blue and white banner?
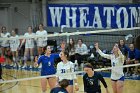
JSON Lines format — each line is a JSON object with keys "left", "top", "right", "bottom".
{"left": 47, "top": 4, "right": 140, "bottom": 28}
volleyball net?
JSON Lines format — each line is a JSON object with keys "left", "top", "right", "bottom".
{"left": 0, "top": 27, "right": 140, "bottom": 92}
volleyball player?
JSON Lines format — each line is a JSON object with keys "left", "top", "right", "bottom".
{"left": 0, "top": 26, "right": 10, "bottom": 66}
{"left": 34, "top": 45, "right": 60, "bottom": 93}
{"left": 95, "top": 43, "right": 124, "bottom": 93}
{"left": 57, "top": 51, "right": 79, "bottom": 93}
{"left": 19, "top": 26, "right": 35, "bottom": 68}
{"left": 83, "top": 63, "right": 109, "bottom": 93}
{"left": 50, "top": 79, "right": 69, "bottom": 93}
{"left": 10, "top": 29, "right": 20, "bottom": 67}
{"left": 36, "top": 23, "right": 47, "bottom": 56}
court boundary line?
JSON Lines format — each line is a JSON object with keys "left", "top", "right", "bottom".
{"left": 0, "top": 73, "right": 18, "bottom": 92}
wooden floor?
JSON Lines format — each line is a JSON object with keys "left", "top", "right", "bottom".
{"left": 0, "top": 69, "right": 140, "bottom": 93}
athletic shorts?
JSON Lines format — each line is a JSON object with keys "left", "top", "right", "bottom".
{"left": 86, "top": 90, "right": 101, "bottom": 93}
{"left": 68, "top": 80, "right": 73, "bottom": 85}
{"left": 111, "top": 76, "right": 125, "bottom": 81}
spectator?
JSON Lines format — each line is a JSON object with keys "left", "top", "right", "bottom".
{"left": 0, "top": 26, "right": 10, "bottom": 66}
{"left": 10, "top": 29, "right": 20, "bottom": 67}
{"left": 126, "top": 43, "right": 140, "bottom": 77}
{"left": 19, "top": 26, "right": 35, "bottom": 68}
{"left": 75, "top": 39, "right": 88, "bottom": 67}
{"left": 66, "top": 38, "right": 76, "bottom": 63}
{"left": 118, "top": 39, "right": 129, "bottom": 58}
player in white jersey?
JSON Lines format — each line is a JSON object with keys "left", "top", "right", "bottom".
{"left": 36, "top": 24, "right": 47, "bottom": 56}
{"left": 19, "top": 26, "right": 35, "bottom": 68}
{"left": 0, "top": 26, "right": 10, "bottom": 66}
{"left": 10, "top": 29, "right": 20, "bottom": 67}
{"left": 95, "top": 43, "right": 124, "bottom": 93}
{"left": 57, "top": 51, "right": 79, "bottom": 93}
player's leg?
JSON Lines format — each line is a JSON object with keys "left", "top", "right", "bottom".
{"left": 29, "top": 48, "right": 34, "bottom": 68}
{"left": 6, "top": 48, "right": 12, "bottom": 66}
{"left": 41, "top": 78, "right": 47, "bottom": 93}
{"left": 37, "top": 47, "right": 43, "bottom": 68}
{"left": 1, "top": 47, "right": 6, "bottom": 66}
{"left": 48, "top": 77, "right": 57, "bottom": 89}
{"left": 0, "top": 63, "right": 2, "bottom": 81}
{"left": 15, "top": 50, "right": 20, "bottom": 67}
{"left": 133, "top": 60, "right": 139, "bottom": 76}
{"left": 116, "top": 80, "right": 124, "bottom": 93}
{"left": 125, "top": 59, "right": 132, "bottom": 76}
{"left": 12, "top": 51, "right": 16, "bottom": 67}
{"left": 37, "top": 47, "right": 42, "bottom": 56}
{"left": 66, "top": 85, "right": 73, "bottom": 93}
{"left": 22, "top": 48, "right": 29, "bottom": 68}
{"left": 111, "top": 80, "right": 117, "bottom": 93}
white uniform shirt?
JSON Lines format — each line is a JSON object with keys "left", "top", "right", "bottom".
{"left": 57, "top": 61, "right": 77, "bottom": 81}
{"left": 1, "top": 32, "right": 10, "bottom": 47}
{"left": 10, "top": 35, "right": 20, "bottom": 51}
{"left": 75, "top": 43, "right": 88, "bottom": 55}
{"left": 24, "top": 33, "right": 35, "bottom": 48}
{"left": 97, "top": 49, "right": 124, "bottom": 80}
{"left": 36, "top": 30, "right": 47, "bottom": 47}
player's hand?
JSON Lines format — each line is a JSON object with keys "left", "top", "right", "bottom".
{"left": 35, "top": 56, "right": 38, "bottom": 62}
{"left": 34, "top": 62, "right": 38, "bottom": 68}
{"left": 34, "top": 56, "right": 38, "bottom": 67}
{"left": 94, "top": 42, "right": 99, "bottom": 50}
{"left": 75, "top": 85, "right": 79, "bottom": 91}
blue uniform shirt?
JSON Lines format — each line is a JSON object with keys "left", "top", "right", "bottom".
{"left": 135, "top": 49, "right": 140, "bottom": 60}
{"left": 119, "top": 45, "right": 129, "bottom": 56}
{"left": 128, "top": 50, "right": 135, "bottom": 59}
{"left": 50, "top": 87, "right": 68, "bottom": 93}
{"left": 128, "top": 48, "right": 140, "bottom": 60}
{"left": 38, "top": 54, "right": 59, "bottom": 76}
{"left": 83, "top": 72, "right": 107, "bottom": 93}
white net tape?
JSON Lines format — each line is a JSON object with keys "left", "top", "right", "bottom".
{"left": 0, "top": 27, "right": 140, "bottom": 40}
{"left": 1, "top": 63, "right": 140, "bottom": 84}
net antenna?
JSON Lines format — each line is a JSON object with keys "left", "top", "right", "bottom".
{"left": 125, "top": 34, "right": 133, "bottom": 40}
{"left": 61, "top": 25, "right": 69, "bottom": 32}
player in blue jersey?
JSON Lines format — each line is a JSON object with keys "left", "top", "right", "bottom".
{"left": 34, "top": 45, "right": 60, "bottom": 93}
{"left": 50, "top": 79, "right": 69, "bottom": 93}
